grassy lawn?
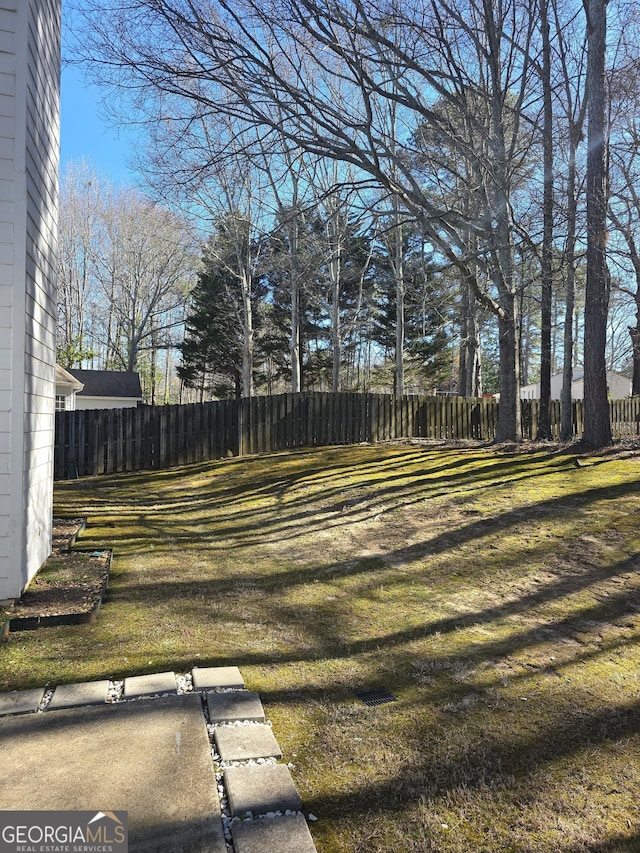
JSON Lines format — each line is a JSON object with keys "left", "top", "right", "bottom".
{"left": 3, "top": 443, "right": 640, "bottom": 852}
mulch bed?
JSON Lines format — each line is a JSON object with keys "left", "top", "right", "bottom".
{"left": 2, "top": 518, "right": 111, "bottom": 632}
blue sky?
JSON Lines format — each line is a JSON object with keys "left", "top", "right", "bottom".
{"left": 60, "top": 62, "right": 138, "bottom": 186}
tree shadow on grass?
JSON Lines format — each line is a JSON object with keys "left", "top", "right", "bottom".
{"left": 295, "top": 691, "right": 640, "bottom": 851}
{"left": 59, "top": 446, "right": 601, "bottom": 555}
{"left": 77, "top": 463, "right": 640, "bottom": 594}
{"left": 95, "top": 547, "right": 640, "bottom": 720}
{"left": 49, "top": 448, "right": 640, "bottom": 852}
{"left": 565, "top": 834, "right": 640, "bottom": 853}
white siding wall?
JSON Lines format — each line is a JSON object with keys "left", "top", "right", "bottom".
{"left": 74, "top": 397, "right": 141, "bottom": 411}
{"left": 0, "top": 0, "right": 59, "bottom": 601}
{"left": 521, "top": 372, "right": 632, "bottom": 401}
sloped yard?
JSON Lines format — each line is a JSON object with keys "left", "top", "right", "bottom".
{"left": 3, "top": 443, "right": 640, "bottom": 852}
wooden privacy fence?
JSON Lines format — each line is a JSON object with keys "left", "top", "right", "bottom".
{"left": 54, "top": 392, "right": 640, "bottom": 479}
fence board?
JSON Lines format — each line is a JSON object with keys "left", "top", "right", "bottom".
{"left": 480, "top": 400, "right": 489, "bottom": 438}
{"left": 53, "top": 393, "right": 640, "bottom": 480}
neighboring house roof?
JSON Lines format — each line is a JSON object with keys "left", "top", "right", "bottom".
{"left": 67, "top": 369, "right": 143, "bottom": 400}
{"left": 55, "top": 364, "right": 84, "bottom": 393}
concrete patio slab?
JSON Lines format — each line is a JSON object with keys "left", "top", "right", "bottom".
{"left": 47, "top": 679, "right": 111, "bottom": 711}
{"left": 0, "top": 693, "right": 226, "bottom": 852}
{"left": 214, "top": 724, "right": 282, "bottom": 761}
{"left": 231, "top": 814, "right": 317, "bottom": 853}
{"left": 192, "top": 665, "right": 244, "bottom": 690}
{"left": 206, "top": 690, "right": 265, "bottom": 723}
{"left": 224, "top": 764, "right": 302, "bottom": 816}
{"left": 124, "top": 671, "right": 177, "bottom": 698}
{"left": 0, "top": 687, "right": 44, "bottom": 716}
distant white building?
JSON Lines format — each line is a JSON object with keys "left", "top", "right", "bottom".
{"left": 521, "top": 370, "right": 631, "bottom": 400}
{"left": 55, "top": 364, "right": 84, "bottom": 411}
{"left": 67, "top": 369, "right": 144, "bottom": 410}
{"left": 0, "top": 0, "right": 60, "bottom": 601}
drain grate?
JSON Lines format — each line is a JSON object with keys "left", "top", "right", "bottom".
{"left": 354, "top": 687, "right": 397, "bottom": 707}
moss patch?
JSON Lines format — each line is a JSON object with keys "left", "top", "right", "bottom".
{"left": 2, "top": 444, "right": 640, "bottom": 851}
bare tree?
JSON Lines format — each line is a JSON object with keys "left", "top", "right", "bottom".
{"left": 255, "top": 135, "right": 315, "bottom": 393}
{"left": 58, "top": 166, "right": 197, "bottom": 399}
{"left": 609, "top": 134, "right": 640, "bottom": 392}
{"left": 582, "top": 0, "right": 612, "bottom": 447}
{"left": 71, "top": 0, "right": 541, "bottom": 441}
{"left": 305, "top": 161, "right": 376, "bottom": 393}
{"left": 607, "top": 24, "right": 640, "bottom": 395}
{"left": 281, "top": 166, "right": 304, "bottom": 393}
{"left": 94, "top": 188, "right": 196, "bottom": 374}
{"left": 57, "top": 161, "right": 104, "bottom": 366}
{"left": 536, "top": 0, "right": 555, "bottom": 440}
{"left": 199, "top": 173, "right": 265, "bottom": 398}
{"left": 551, "top": 0, "right": 588, "bottom": 440}
{"left": 141, "top": 108, "right": 278, "bottom": 397}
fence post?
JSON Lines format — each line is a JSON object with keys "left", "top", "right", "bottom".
{"left": 54, "top": 393, "right": 640, "bottom": 481}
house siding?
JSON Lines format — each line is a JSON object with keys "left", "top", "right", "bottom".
{"left": 74, "top": 397, "right": 142, "bottom": 411}
{"left": 521, "top": 371, "right": 632, "bottom": 401}
{"left": 0, "top": 0, "right": 59, "bottom": 601}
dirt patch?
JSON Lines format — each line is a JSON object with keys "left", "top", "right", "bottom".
{"left": 6, "top": 518, "right": 110, "bottom": 623}
{"left": 51, "top": 516, "right": 86, "bottom": 552}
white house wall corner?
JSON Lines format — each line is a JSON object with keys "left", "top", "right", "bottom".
{"left": 0, "top": 0, "right": 60, "bottom": 601}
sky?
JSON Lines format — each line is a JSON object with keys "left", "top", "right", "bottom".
{"left": 60, "top": 62, "right": 138, "bottom": 186}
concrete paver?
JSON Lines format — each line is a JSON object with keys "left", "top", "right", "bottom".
{"left": 124, "top": 671, "right": 177, "bottom": 698}
{"left": 192, "top": 665, "right": 244, "bottom": 690}
{"left": 214, "top": 724, "right": 282, "bottom": 761}
{"left": 207, "top": 690, "right": 265, "bottom": 723}
{"left": 0, "top": 688, "right": 44, "bottom": 716}
{"left": 0, "top": 693, "right": 226, "bottom": 853}
{"left": 0, "top": 667, "right": 313, "bottom": 851}
{"left": 231, "top": 814, "right": 317, "bottom": 853}
{"left": 47, "top": 679, "right": 111, "bottom": 711}
{"left": 224, "top": 764, "right": 302, "bottom": 816}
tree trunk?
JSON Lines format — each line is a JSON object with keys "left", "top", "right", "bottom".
{"left": 496, "top": 293, "right": 521, "bottom": 442}
{"left": 608, "top": 217, "right": 640, "bottom": 396}
{"left": 630, "top": 326, "right": 640, "bottom": 395}
{"left": 289, "top": 189, "right": 302, "bottom": 393}
{"left": 240, "top": 271, "right": 254, "bottom": 397}
{"left": 394, "top": 211, "right": 404, "bottom": 396}
{"left": 458, "top": 277, "right": 481, "bottom": 397}
{"left": 472, "top": 334, "right": 482, "bottom": 398}
{"left": 582, "top": 0, "right": 611, "bottom": 448}
{"left": 560, "top": 135, "right": 579, "bottom": 440}
{"left": 458, "top": 281, "right": 469, "bottom": 394}
{"left": 537, "top": 0, "right": 554, "bottom": 440}
{"left": 457, "top": 218, "right": 482, "bottom": 397}
{"left": 520, "top": 302, "right": 531, "bottom": 388}
{"left": 150, "top": 328, "right": 157, "bottom": 406}
{"left": 329, "top": 205, "right": 342, "bottom": 393}
{"left": 290, "top": 232, "right": 301, "bottom": 393}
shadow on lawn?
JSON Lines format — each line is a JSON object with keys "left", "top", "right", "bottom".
{"left": 99, "top": 542, "right": 640, "bottom": 703}
{"left": 85, "top": 449, "right": 640, "bottom": 700}
{"left": 58, "top": 446, "right": 592, "bottom": 555}
{"left": 295, "top": 694, "right": 640, "bottom": 850}
{"left": 49, "top": 448, "right": 640, "bottom": 850}
{"left": 69, "top": 467, "right": 640, "bottom": 584}
{"left": 566, "top": 834, "right": 640, "bottom": 853}
{"left": 100, "top": 461, "right": 640, "bottom": 662}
